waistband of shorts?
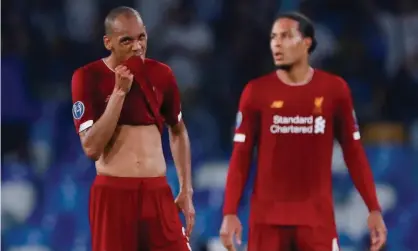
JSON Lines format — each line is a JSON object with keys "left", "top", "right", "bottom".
{"left": 93, "top": 175, "right": 169, "bottom": 189}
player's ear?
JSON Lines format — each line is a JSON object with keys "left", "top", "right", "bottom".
{"left": 143, "top": 26, "right": 148, "bottom": 40}
{"left": 103, "top": 35, "right": 112, "bottom": 51}
{"left": 303, "top": 37, "right": 312, "bottom": 52}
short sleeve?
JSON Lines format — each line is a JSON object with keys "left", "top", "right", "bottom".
{"left": 71, "top": 68, "right": 95, "bottom": 133}
{"left": 161, "top": 68, "right": 182, "bottom": 126}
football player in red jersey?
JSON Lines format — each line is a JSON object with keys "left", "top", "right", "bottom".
{"left": 220, "top": 12, "right": 387, "bottom": 251}
{"left": 71, "top": 6, "right": 194, "bottom": 251}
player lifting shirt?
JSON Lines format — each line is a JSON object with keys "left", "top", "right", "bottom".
{"left": 71, "top": 6, "right": 194, "bottom": 251}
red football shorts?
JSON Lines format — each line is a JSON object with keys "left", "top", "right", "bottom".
{"left": 89, "top": 175, "right": 191, "bottom": 251}
{"left": 248, "top": 223, "right": 339, "bottom": 251}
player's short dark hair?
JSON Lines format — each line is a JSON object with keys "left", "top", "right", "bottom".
{"left": 104, "top": 6, "right": 141, "bottom": 35}
{"left": 275, "top": 12, "right": 317, "bottom": 54}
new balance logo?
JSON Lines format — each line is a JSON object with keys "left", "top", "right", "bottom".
{"left": 271, "top": 100, "right": 284, "bottom": 108}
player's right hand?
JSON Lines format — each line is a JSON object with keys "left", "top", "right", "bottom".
{"left": 219, "top": 214, "right": 242, "bottom": 251}
{"left": 368, "top": 211, "right": 387, "bottom": 251}
{"left": 114, "top": 65, "right": 133, "bottom": 94}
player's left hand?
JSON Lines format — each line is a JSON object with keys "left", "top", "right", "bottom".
{"left": 175, "top": 191, "right": 195, "bottom": 237}
{"left": 368, "top": 211, "right": 387, "bottom": 251}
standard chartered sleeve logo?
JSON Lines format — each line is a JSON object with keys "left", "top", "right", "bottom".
{"left": 270, "top": 115, "right": 326, "bottom": 134}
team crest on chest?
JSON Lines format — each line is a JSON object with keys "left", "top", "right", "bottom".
{"left": 313, "top": 96, "right": 324, "bottom": 114}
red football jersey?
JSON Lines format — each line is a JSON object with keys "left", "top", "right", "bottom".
{"left": 71, "top": 58, "right": 182, "bottom": 134}
{"left": 223, "top": 70, "right": 380, "bottom": 227}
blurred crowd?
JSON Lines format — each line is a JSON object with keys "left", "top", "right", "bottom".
{"left": 2, "top": 0, "right": 418, "bottom": 250}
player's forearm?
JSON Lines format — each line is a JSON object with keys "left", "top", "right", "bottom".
{"left": 81, "top": 91, "right": 126, "bottom": 160}
{"left": 343, "top": 142, "right": 381, "bottom": 212}
{"left": 169, "top": 124, "right": 193, "bottom": 193}
{"left": 223, "top": 148, "right": 252, "bottom": 215}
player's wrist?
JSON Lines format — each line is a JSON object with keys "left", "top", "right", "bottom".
{"left": 370, "top": 210, "right": 382, "bottom": 215}
{"left": 223, "top": 214, "right": 238, "bottom": 219}
{"left": 223, "top": 208, "right": 238, "bottom": 216}
{"left": 112, "top": 88, "right": 128, "bottom": 97}
{"left": 368, "top": 204, "right": 382, "bottom": 213}
{"left": 179, "top": 187, "right": 194, "bottom": 196}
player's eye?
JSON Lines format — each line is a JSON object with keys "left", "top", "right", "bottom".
{"left": 279, "top": 33, "right": 291, "bottom": 40}
{"left": 120, "top": 37, "right": 133, "bottom": 45}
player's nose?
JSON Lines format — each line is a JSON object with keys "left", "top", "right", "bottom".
{"left": 272, "top": 39, "right": 283, "bottom": 47}
{"left": 132, "top": 41, "right": 143, "bottom": 52}
{"left": 272, "top": 35, "right": 284, "bottom": 46}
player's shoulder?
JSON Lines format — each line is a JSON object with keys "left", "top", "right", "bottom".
{"left": 145, "top": 58, "right": 172, "bottom": 73}
{"left": 73, "top": 59, "right": 107, "bottom": 78}
{"left": 144, "top": 58, "right": 176, "bottom": 88}
{"left": 314, "top": 69, "right": 347, "bottom": 87}
{"left": 314, "top": 69, "right": 351, "bottom": 97}
{"left": 245, "top": 72, "right": 276, "bottom": 92}
{"left": 248, "top": 72, "right": 276, "bottom": 85}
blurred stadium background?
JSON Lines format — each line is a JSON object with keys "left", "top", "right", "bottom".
{"left": 2, "top": 0, "right": 418, "bottom": 250}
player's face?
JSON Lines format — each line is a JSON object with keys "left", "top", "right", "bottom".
{"left": 104, "top": 15, "right": 147, "bottom": 61}
{"left": 270, "top": 18, "right": 309, "bottom": 68}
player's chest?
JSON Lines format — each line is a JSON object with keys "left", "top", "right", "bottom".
{"left": 262, "top": 91, "right": 335, "bottom": 117}
{"left": 259, "top": 88, "right": 337, "bottom": 135}
{"left": 95, "top": 74, "right": 165, "bottom": 109}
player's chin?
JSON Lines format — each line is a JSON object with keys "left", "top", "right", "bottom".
{"left": 273, "top": 58, "right": 286, "bottom": 66}
{"left": 275, "top": 62, "right": 292, "bottom": 70}
{"left": 274, "top": 60, "right": 282, "bottom": 66}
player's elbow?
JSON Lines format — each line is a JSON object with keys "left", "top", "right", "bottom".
{"left": 83, "top": 147, "right": 101, "bottom": 160}
{"left": 80, "top": 139, "right": 102, "bottom": 160}
{"left": 79, "top": 129, "right": 102, "bottom": 160}
{"left": 169, "top": 120, "right": 186, "bottom": 136}
{"left": 81, "top": 142, "right": 101, "bottom": 160}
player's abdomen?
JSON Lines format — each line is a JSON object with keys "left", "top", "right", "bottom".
{"left": 251, "top": 145, "right": 335, "bottom": 226}
{"left": 95, "top": 125, "right": 167, "bottom": 177}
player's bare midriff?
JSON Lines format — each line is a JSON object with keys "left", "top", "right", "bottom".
{"left": 95, "top": 124, "right": 166, "bottom": 177}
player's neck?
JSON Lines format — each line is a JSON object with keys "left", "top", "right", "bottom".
{"left": 276, "top": 63, "right": 313, "bottom": 86}
{"left": 103, "top": 55, "right": 124, "bottom": 71}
